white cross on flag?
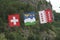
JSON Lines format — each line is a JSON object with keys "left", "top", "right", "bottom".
{"left": 39, "top": 10, "right": 47, "bottom": 24}
{"left": 8, "top": 14, "right": 20, "bottom": 27}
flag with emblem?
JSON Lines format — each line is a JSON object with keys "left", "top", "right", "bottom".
{"left": 8, "top": 14, "right": 20, "bottom": 27}
{"left": 24, "top": 12, "right": 36, "bottom": 26}
{"left": 45, "top": 9, "right": 53, "bottom": 23}
{"left": 39, "top": 10, "right": 47, "bottom": 24}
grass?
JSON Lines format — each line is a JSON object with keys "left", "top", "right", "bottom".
{"left": 25, "top": 21, "right": 36, "bottom": 26}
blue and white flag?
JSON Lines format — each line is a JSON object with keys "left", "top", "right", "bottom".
{"left": 24, "top": 12, "right": 36, "bottom": 25}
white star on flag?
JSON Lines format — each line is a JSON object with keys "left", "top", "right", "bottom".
{"left": 48, "top": 12, "right": 51, "bottom": 20}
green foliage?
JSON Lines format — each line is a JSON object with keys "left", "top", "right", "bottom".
{"left": 0, "top": 33, "right": 7, "bottom": 40}
{"left": 5, "top": 32, "right": 25, "bottom": 40}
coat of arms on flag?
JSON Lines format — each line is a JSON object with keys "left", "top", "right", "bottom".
{"left": 8, "top": 14, "right": 20, "bottom": 27}
{"left": 24, "top": 12, "right": 36, "bottom": 26}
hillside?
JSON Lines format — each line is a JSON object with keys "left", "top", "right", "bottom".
{"left": 0, "top": 0, "right": 60, "bottom": 40}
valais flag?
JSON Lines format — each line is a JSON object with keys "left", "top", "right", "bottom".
{"left": 39, "top": 9, "right": 53, "bottom": 24}
{"left": 8, "top": 14, "right": 20, "bottom": 27}
{"left": 45, "top": 9, "right": 53, "bottom": 23}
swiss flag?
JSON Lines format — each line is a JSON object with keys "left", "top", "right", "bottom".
{"left": 45, "top": 9, "right": 53, "bottom": 23}
{"left": 8, "top": 14, "right": 20, "bottom": 27}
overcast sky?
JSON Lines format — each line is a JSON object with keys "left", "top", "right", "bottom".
{"left": 46, "top": 0, "right": 60, "bottom": 13}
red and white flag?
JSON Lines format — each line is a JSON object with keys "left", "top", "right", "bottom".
{"left": 45, "top": 9, "right": 53, "bottom": 23}
{"left": 39, "top": 9, "right": 53, "bottom": 24}
{"left": 8, "top": 14, "right": 20, "bottom": 27}
{"left": 39, "top": 10, "right": 47, "bottom": 24}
